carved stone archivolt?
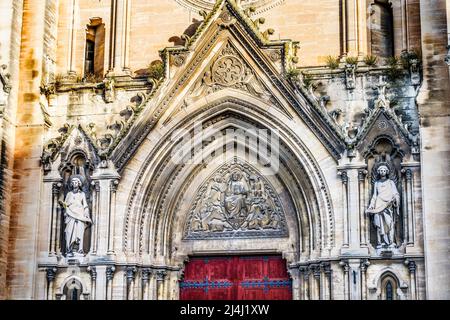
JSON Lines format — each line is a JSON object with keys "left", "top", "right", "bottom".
{"left": 184, "top": 159, "right": 288, "bottom": 239}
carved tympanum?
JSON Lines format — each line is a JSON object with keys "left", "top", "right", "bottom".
{"left": 184, "top": 160, "right": 288, "bottom": 239}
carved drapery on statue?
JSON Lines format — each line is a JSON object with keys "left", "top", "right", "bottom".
{"left": 366, "top": 162, "right": 400, "bottom": 249}
{"left": 364, "top": 136, "right": 404, "bottom": 249}
{"left": 60, "top": 175, "right": 92, "bottom": 255}
{"left": 184, "top": 160, "right": 288, "bottom": 239}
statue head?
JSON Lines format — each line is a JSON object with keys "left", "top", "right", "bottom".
{"left": 69, "top": 175, "right": 85, "bottom": 191}
{"left": 377, "top": 165, "right": 390, "bottom": 178}
{"left": 231, "top": 172, "right": 241, "bottom": 181}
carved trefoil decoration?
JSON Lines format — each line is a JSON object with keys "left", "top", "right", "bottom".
{"left": 184, "top": 160, "right": 288, "bottom": 239}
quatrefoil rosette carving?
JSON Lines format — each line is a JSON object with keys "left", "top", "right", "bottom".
{"left": 212, "top": 55, "right": 245, "bottom": 86}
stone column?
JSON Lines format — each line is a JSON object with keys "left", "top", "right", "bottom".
{"left": 339, "top": 164, "right": 369, "bottom": 255}
{"left": 406, "top": 260, "right": 417, "bottom": 300}
{"left": 400, "top": 0, "right": 409, "bottom": 52}
{"left": 357, "top": 0, "right": 368, "bottom": 57}
{"left": 345, "top": 0, "right": 358, "bottom": 57}
{"left": 321, "top": 262, "right": 332, "bottom": 300}
{"left": 90, "top": 181, "right": 100, "bottom": 255}
{"left": 108, "top": 179, "right": 120, "bottom": 254}
{"left": 126, "top": 266, "right": 137, "bottom": 300}
{"left": 288, "top": 267, "right": 301, "bottom": 300}
{"left": 340, "top": 260, "right": 350, "bottom": 300}
{"left": 360, "top": 259, "right": 370, "bottom": 300}
{"left": 106, "top": 265, "right": 116, "bottom": 300}
{"left": 156, "top": 270, "right": 168, "bottom": 300}
{"left": 91, "top": 162, "right": 120, "bottom": 257}
{"left": 108, "top": 0, "right": 132, "bottom": 76}
{"left": 88, "top": 266, "right": 97, "bottom": 300}
{"left": 46, "top": 267, "right": 57, "bottom": 300}
{"left": 338, "top": 170, "right": 349, "bottom": 247}
{"left": 299, "top": 266, "right": 310, "bottom": 300}
{"left": 358, "top": 170, "right": 368, "bottom": 247}
{"left": 310, "top": 264, "right": 321, "bottom": 300}
{"left": 67, "top": 0, "right": 78, "bottom": 75}
{"left": 401, "top": 165, "right": 418, "bottom": 247}
{"left": 141, "top": 268, "right": 153, "bottom": 300}
{"left": 42, "top": 176, "right": 62, "bottom": 257}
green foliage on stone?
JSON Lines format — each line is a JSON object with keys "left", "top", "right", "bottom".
{"left": 364, "top": 55, "right": 378, "bottom": 66}
{"left": 285, "top": 67, "right": 300, "bottom": 81}
{"left": 325, "top": 55, "right": 340, "bottom": 69}
{"left": 148, "top": 60, "right": 165, "bottom": 80}
{"left": 385, "top": 56, "right": 404, "bottom": 80}
{"left": 345, "top": 56, "right": 358, "bottom": 66}
{"left": 82, "top": 73, "right": 104, "bottom": 83}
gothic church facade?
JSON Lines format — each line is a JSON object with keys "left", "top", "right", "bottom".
{"left": 0, "top": 0, "right": 449, "bottom": 300}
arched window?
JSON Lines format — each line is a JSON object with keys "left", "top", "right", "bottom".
{"left": 370, "top": 1, "right": 394, "bottom": 60}
{"left": 84, "top": 17, "right": 105, "bottom": 80}
{"left": 63, "top": 279, "right": 83, "bottom": 301}
{"left": 380, "top": 273, "right": 398, "bottom": 300}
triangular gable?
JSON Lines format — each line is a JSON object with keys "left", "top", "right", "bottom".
{"left": 354, "top": 105, "right": 414, "bottom": 155}
{"left": 107, "top": 0, "right": 346, "bottom": 171}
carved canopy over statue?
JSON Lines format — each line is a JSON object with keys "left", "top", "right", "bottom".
{"left": 366, "top": 163, "right": 400, "bottom": 249}
{"left": 60, "top": 176, "right": 92, "bottom": 255}
{"left": 184, "top": 160, "right": 287, "bottom": 239}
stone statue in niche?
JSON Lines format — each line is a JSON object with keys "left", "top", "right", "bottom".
{"left": 59, "top": 176, "right": 92, "bottom": 255}
{"left": 366, "top": 164, "right": 400, "bottom": 249}
{"left": 185, "top": 160, "right": 287, "bottom": 239}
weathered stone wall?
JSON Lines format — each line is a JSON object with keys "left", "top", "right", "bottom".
{"left": 0, "top": 0, "right": 24, "bottom": 300}
{"left": 416, "top": 0, "right": 450, "bottom": 300}
{"left": 2, "top": 0, "right": 447, "bottom": 300}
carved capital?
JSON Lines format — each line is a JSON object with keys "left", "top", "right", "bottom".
{"left": 401, "top": 168, "right": 412, "bottom": 181}
{"left": 338, "top": 170, "right": 348, "bottom": 185}
{"left": 309, "top": 264, "right": 321, "bottom": 279}
{"left": 298, "top": 266, "right": 309, "bottom": 280}
{"left": 52, "top": 182, "right": 62, "bottom": 195}
{"left": 126, "top": 266, "right": 137, "bottom": 283}
{"left": 110, "top": 179, "right": 120, "bottom": 193}
{"left": 320, "top": 262, "right": 332, "bottom": 275}
{"left": 360, "top": 259, "right": 370, "bottom": 272}
{"left": 358, "top": 170, "right": 368, "bottom": 182}
{"left": 87, "top": 266, "right": 97, "bottom": 281}
{"left": 339, "top": 260, "right": 349, "bottom": 272}
{"left": 46, "top": 267, "right": 58, "bottom": 283}
{"left": 406, "top": 260, "right": 416, "bottom": 273}
{"left": 106, "top": 266, "right": 116, "bottom": 281}
{"left": 91, "top": 181, "right": 100, "bottom": 193}
{"left": 156, "top": 270, "right": 167, "bottom": 281}
{"left": 142, "top": 268, "right": 153, "bottom": 282}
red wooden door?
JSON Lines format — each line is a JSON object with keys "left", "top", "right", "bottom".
{"left": 180, "top": 256, "right": 292, "bottom": 300}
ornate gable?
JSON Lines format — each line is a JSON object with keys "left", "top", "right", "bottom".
{"left": 108, "top": 0, "right": 346, "bottom": 171}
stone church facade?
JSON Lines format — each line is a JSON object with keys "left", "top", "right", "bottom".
{"left": 0, "top": 0, "right": 449, "bottom": 300}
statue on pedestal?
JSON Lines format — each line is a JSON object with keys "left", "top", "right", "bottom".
{"left": 366, "top": 165, "right": 400, "bottom": 249}
{"left": 60, "top": 176, "right": 91, "bottom": 255}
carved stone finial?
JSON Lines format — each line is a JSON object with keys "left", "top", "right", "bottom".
{"left": 103, "top": 77, "right": 115, "bottom": 103}
{"left": 358, "top": 170, "right": 368, "bottom": 182}
{"left": 345, "top": 64, "right": 356, "bottom": 90}
{"left": 52, "top": 182, "right": 62, "bottom": 195}
{"left": 373, "top": 76, "right": 390, "bottom": 109}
